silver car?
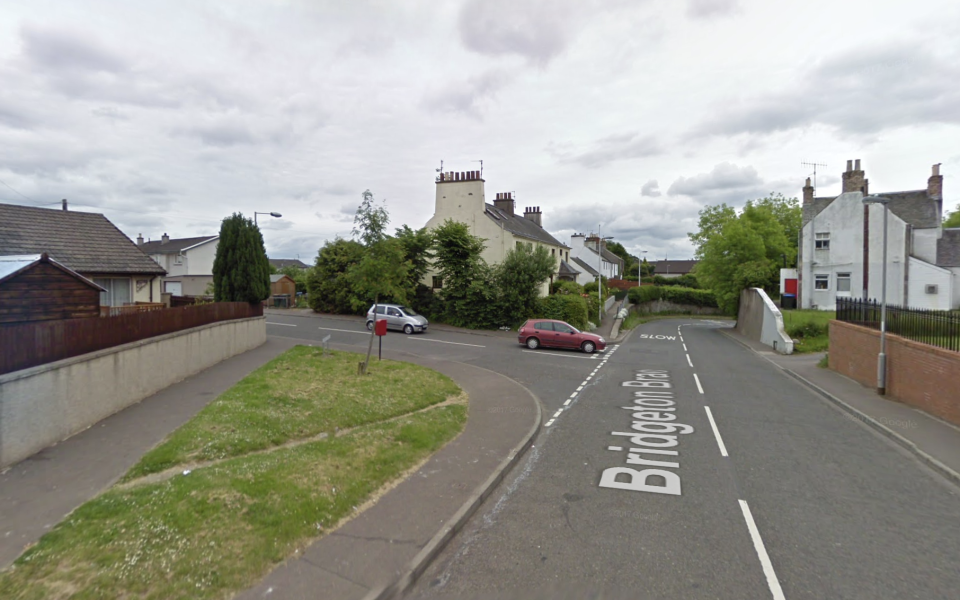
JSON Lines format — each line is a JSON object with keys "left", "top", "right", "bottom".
{"left": 366, "top": 304, "right": 429, "bottom": 335}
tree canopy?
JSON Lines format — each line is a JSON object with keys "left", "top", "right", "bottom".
{"left": 688, "top": 194, "right": 801, "bottom": 314}
{"left": 944, "top": 203, "right": 960, "bottom": 228}
{"left": 212, "top": 213, "right": 271, "bottom": 303}
{"left": 495, "top": 244, "right": 556, "bottom": 324}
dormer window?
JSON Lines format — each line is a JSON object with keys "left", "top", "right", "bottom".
{"left": 815, "top": 233, "right": 830, "bottom": 250}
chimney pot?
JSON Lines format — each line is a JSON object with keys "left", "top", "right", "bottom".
{"left": 928, "top": 162, "right": 944, "bottom": 199}
{"left": 137, "top": 234, "right": 144, "bottom": 247}
{"left": 933, "top": 163, "right": 941, "bottom": 176}
{"left": 846, "top": 160, "right": 852, "bottom": 172}
{"left": 161, "top": 233, "right": 170, "bottom": 244}
{"left": 855, "top": 159, "right": 861, "bottom": 171}
{"left": 61, "top": 198, "right": 68, "bottom": 211}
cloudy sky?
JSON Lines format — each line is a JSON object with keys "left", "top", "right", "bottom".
{"left": 1, "top": 0, "right": 958, "bottom": 263}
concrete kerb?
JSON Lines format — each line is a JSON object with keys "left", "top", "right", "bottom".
{"left": 718, "top": 329, "right": 960, "bottom": 487}
{"left": 363, "top": 361, "right": 544, "bottom": 600}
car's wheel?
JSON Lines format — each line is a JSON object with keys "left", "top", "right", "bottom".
{"left": 403, "top": 324, "right": 414, "bottom": 335}
{"left": 526, "top": 337, "right": 540, "bottom": 350}
{"left": 366, "top": 320, "right": 374, "bottom": 331}
{"left": 581, "top": 341, "right": 596, "bottom": 354}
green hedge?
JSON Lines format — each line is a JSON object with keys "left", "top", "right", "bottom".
{"left": 538, "top": 294, "right": 589, "bottom": 330}
{"left": 628, "top": 285, "right": 717, "bottom": 308}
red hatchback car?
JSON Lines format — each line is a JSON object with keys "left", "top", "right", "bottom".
{"left": 518, "top": 319, "right": 607, "bottom": 354}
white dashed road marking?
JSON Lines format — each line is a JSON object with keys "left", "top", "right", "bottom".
{"left": 409, "top": 338, "right": 485, "bottom": 348}
{"left": 544, "top": 345, "right": 619, "bottom": 427}
{"left": 267, "top": 322, "right": 297, "bottom": 327}
{"left": 693, "top": 373, "right": 704, "bottom": 394}
{"left": 739, "top": 500, "right": 787, "bottom": 600}
{"left": 686, "top": 354, "right": 694, "bottom": 368}
{"left": 704, "top": 406, "right": 729, "bottom": 457}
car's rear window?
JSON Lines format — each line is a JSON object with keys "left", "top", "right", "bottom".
{"left": 534, "top": 322, "right": 554, "bottom": 331}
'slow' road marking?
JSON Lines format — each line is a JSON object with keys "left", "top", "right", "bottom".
{"left": 693, "top": 373, "right": 704, "bottom": 394}
{"left": 704, "top": 406, "right": 728, "bottom": 457}
{"left": 267, "top": 322, "right": 297, "bottom": 327}
{"left": 739, "top": 500, "right": 786, "bottom": 600}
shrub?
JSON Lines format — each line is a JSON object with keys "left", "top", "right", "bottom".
{"left": 629, "top": 285, "right": 662, "bottom": 304}
{"left": 786, "top": 321, "right": 827, "bottom": 339}
{"left": 551, "top": 280, "right": 584, "bottom": 295}
{"left": 628, "top": 285, "right": 717, "bottom": 308}
{"left": 653, "top": 274, "right": 700, "bottom": 289}
{"left": 538, "top": 294, "right": 589, "bottom": 330}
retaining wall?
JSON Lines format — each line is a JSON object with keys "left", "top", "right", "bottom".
{"left": 829, "top": 320, "right": 960, "bottom": 426}
{"left": 0, "top": 317, "right": 266, "bottom": 468}
{"left": 735, "top": 288, "right": 793, "bottom": 354}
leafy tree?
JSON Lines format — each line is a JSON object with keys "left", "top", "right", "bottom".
{"left": 212, "top": 213, "right": 271, "bottom": 303}
{"left": 495, "top": 244, "right": 556, "bottom": 324}
{"left": 944, "top": 203, "right": 960, "bottom": 228}
{"left": 306, "top": 238, "right": 364, "bottom": 313}
{"left": 352, "top": 189, "right": 389, "bottom": 246}
{"left": 432, "top": 220, "right": 497, "bottom": 328}
{"left": 605, "top": 241, "right": 632, "bottom": 266}
{"left": 395, "top": 224, "right": 434, "bottom": 294}
{"left": 744, "top": 193, "right": 802, "bottom": 264}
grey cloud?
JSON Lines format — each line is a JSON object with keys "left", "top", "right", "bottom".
{"left": 692, "top": 43, "right": 960, "bottom": 138}
{"left": 641, "top": 180, "right": 661, "bottom": 197}
{"left": 458, "top": 0, "right": 571, "bottom": 66}
{"left": 422, "top": 69, "right": 512, "bottom": 117}
{"left": 91, "top": 106, "right": 128, "bottom": 121}
{"left": 0, "top": 98, "right": 37, "bottom": 130}
{"left": 550, "top": 132, "right": 662, "bottom": 169}
{"left": 686, "top": 0, "right": 741, "bottom": 20}
{"left": 20, "top": 24, "right": 128, "bottom": 73}
{"left": 176, "top": 119, "right": 258, "bottom": 147}
{"left": 667, "top": 162, "right": 761, "bottom": 196}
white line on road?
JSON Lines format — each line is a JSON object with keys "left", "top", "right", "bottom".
{"left": 553, "top": 410, "right": 563, "bottom": 418}
{"left": 704, "top": 406, "right": 729, "bottom": 457}
{"left": 739, "top": 500, "right": 786, "bottom": 600}
{"left": 682, "top": 343, "right": 687, "bottom": 351}
{"left": 521, "top": 350, "right": 596, "bottom": 360}
{"left": 410, "top": 338, "right": 485, "bottom": 348}
{"left": 267, "top": 322, "right": 297, "bottom": 327}
{"left": 563, "top": 399, "right": 572, "bottom": 406}
{"left": 686, "top": 354, "right": 694, "bottom": 368}
{"left": 318, "top": 327, "right": 367, "bottom": 335}
{"left": 545, "top": 419, "right": 555, "bottom": 427}
{"left": 693, "top": 373, "right": 704, "bottom": 394}
{"left": 576, "top": 386, "right": 584, "bottom": 391}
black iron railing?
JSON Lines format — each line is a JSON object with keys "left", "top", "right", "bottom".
{"left": 836, "top": 297, "right": 960, "bottom": 353}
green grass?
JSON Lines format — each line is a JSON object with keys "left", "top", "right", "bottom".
{"left": 781, "top": 309, "right": 835, "bottom": 354}
{"left": 0, "top": 348, "right": 466, "bottom": 600}
{"left": 125, "top": 346, "right": 460, "bottom": 480}
{"left": 620, "top": 310, "right": 648, "bottom": 331}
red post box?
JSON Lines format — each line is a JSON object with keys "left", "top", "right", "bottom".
{"left": 374, "top": 319, "right": 387, "bottom": 336}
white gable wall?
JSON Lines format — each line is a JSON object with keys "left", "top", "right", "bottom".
{"left": 912, "top": 228, "right": 939, "bottom": 264}
{"left": 184, "top": 239, "right": 217, "bottom": 275}
{"left": 907, "top": 258, "right": 953, "bottom": 310}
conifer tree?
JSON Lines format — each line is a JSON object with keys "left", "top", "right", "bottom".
{"left": 212, "top": 213, "right": 271, "bottom": 303}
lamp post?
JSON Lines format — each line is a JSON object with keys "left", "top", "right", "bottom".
{"left": 254, "top": 211, "right": 282, "bottom": 226}
{"left": 862, "top": 195, "right": 890, "bottom": 395}
{"left": 636, "top": 249, "right": 648, "bottom": 281}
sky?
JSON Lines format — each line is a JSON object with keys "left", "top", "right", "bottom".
{"left": 1, "top": 0, "right": 958, "bottom": 263}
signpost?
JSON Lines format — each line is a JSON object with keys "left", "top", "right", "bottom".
{"left": 375, "top": 318, "right": 387, "bottom": 360}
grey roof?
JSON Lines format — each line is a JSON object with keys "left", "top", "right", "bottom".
{"left": 269, "top": 258, "right": 310, "bottom": 269}
{"left": 571, "top": 256, "right": 600, "bottom": 277}
{"left": 653, "top": 260, "right": 698, "bottom": 274}
{"left": 884, "top": 190, "right": 941, "bottom": 229}
{"left": 270, "top": 274, "right": 296, "bottom": 283}
{"left": 802, "top": 190, "right": 941, "bottom": 229}
{"left": 937, "top": 229, "right": 960, "bottom": 267}
{"left": 483, "top": 204, "right": 569, "bottom": 248}
{"left": 0, "top": 203, "right": 166, "bottom": 275}
{"left": 140, "top": 235, "right": 218, "bottom": 255}
{"left": 558, "top": 259, "right": 580, "bottom": 276}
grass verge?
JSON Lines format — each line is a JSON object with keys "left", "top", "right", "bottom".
{"left": 0, "top": 347, "right": 466, "bottom": 600}
{"left": 782, "top": 309, "right": 834, "bottom": 354}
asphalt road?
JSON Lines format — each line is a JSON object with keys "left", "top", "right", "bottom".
{"left": 263, "top": 312, "right": 960, "bottom": 600}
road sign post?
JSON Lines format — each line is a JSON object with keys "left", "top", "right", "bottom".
{"left": 375, "top": 319, "right": 387, "bottom": 360}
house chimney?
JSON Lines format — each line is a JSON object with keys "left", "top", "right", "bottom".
{"left": 61, "top": 198, "right": 68, "bottom": 211}
{"left": 803, "top": 177, "right": 814, "bottom": 204}
{"left": 928, "top": 163, "right": 943, "bottom": 199}
{"left": 161, "top": 233, "right": 170, "bottom": 244}
{"left": 842, "top": 158, "right": 866, "bottom": 193}
{"left": 137, "top": 234, "right": 144, "bottom": 246}
{"left": 523, "top": 206, "right": 542, "bottom": 227}
{"left": 494, "top": 192, "right": 515, "bottom": 216}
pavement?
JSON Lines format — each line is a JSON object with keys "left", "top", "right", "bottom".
{"left": 2, "top": 304, "right": 959, "bottom": 599}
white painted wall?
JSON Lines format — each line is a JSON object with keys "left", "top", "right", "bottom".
{"left": 736, "top": 288, "right": 793, "bottom": 354}
{"left": 185, "top": 239, "right": 218, "bottom": 275}
{"left": 912, "top": 228, "right": 939, "bottom": 264}
{"left": 908, "top": 258, "right": 954, "bottom": 310}
{"left": 0, "top": 317, "right": 266, "bottom": 468}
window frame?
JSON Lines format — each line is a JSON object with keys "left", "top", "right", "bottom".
{"left": 815, "top": 232, "right": 830, "bottom": 250}
{"left": 836, "top": 272, "right": 851, "bottom": 292}
{"left": 814, "top": 274, "right": 830, "bottom": 290}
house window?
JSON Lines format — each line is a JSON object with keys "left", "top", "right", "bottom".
{"left": 516, "top": 241, "right": 523, "bottom": 250}
{"left": 551, "top": 248, "right": 555, "bottom": 256}
{"left": 94, "top": 278, "right": 132, "bottom": 306}
{"left": 814, "top": 274, "right": 829, "bottom": 290}
{"left": 815, "top": 232, "right": 830, "bottom": 250}
{"left": 432, "top": 276, "right": 443, "bottom": 289}
{"left": 174, "top": 254, "right": 183, "bottom": 265}
{"left": 836, "top": 273, "right": 851, "bottom": 292}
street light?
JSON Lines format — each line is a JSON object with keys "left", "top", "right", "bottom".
{"left": 254, "top": 211, "right": 282, "bottom": 226}
{"left": 636, "top": 248, "right": 648, "bottom": 281}
{"left": 862, "top": 194, "right": 890, "bottom": 395}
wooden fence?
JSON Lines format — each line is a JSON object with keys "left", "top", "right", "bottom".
{"left": 0, "top": 302, "right": 263, "bottom": 376}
